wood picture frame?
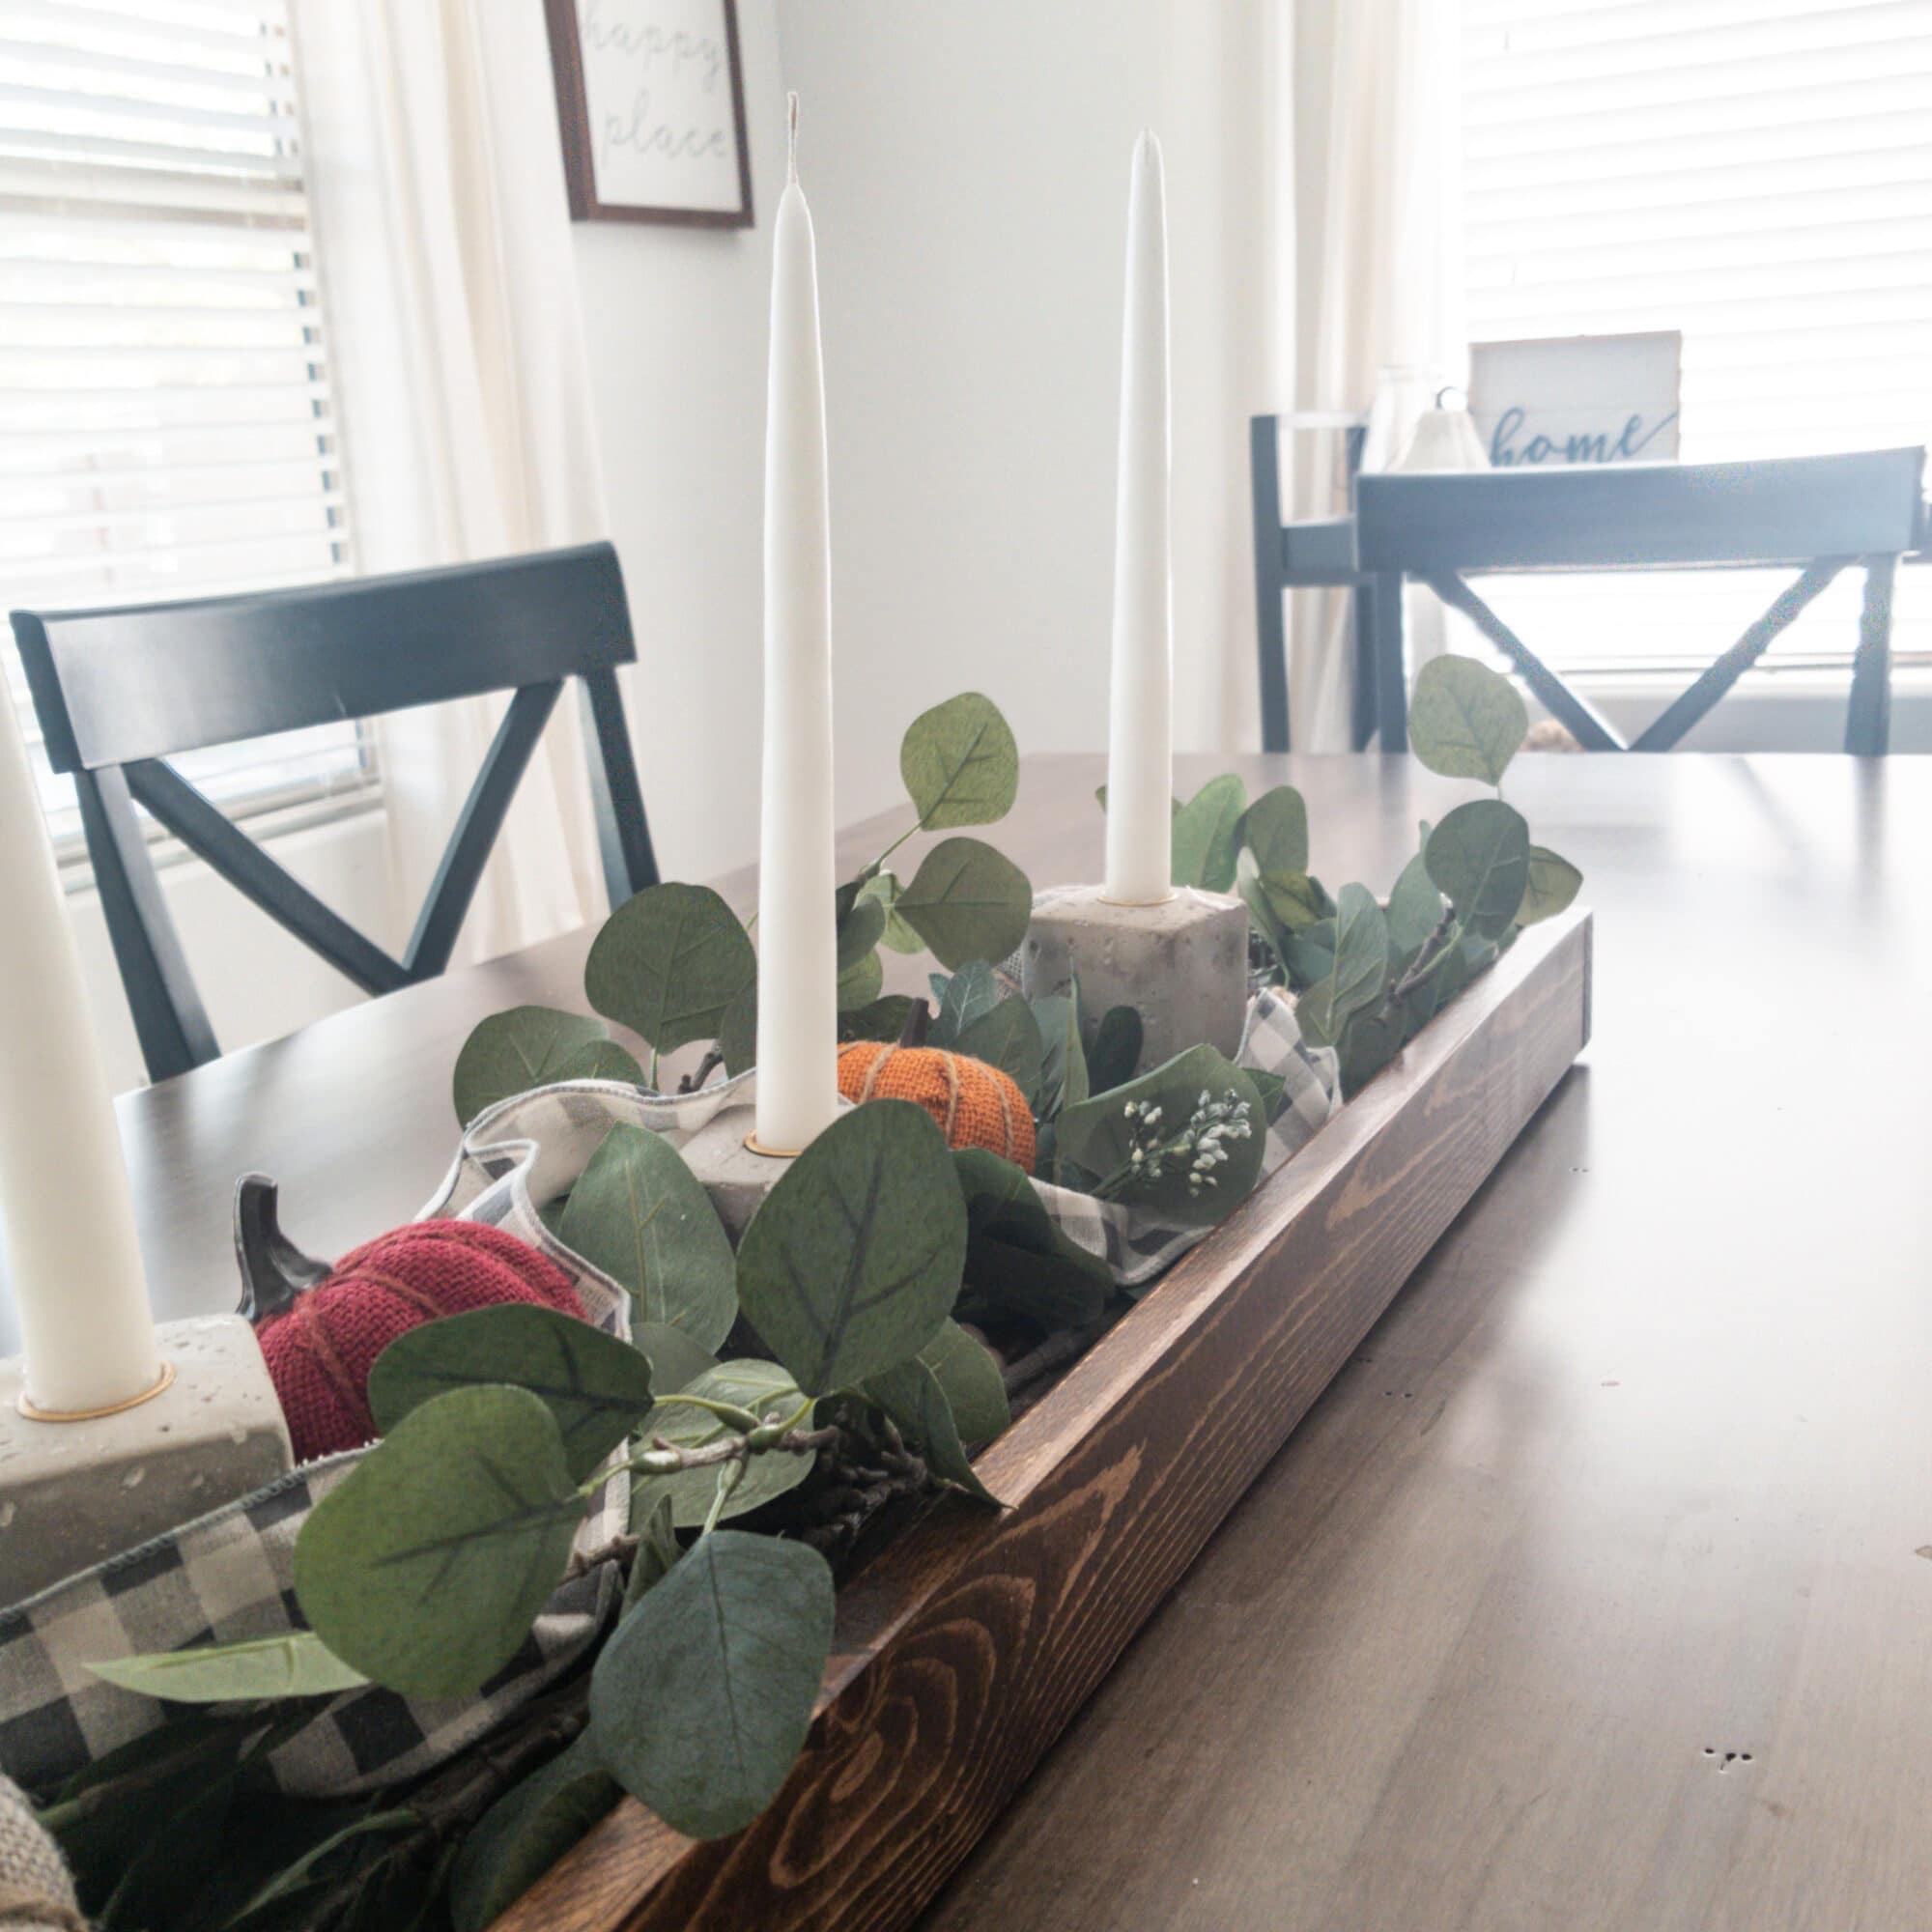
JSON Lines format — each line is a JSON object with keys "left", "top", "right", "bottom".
{"left": 1468, "top": 329, "right": 1682, "bottom": 469}
{"left": 543, "top": 0, "right": 754, "bottom": 228}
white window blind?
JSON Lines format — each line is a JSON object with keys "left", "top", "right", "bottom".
{"left": 1462, "top": 0, "right": 1932, "bottom": 682}
{"left": 0, "top": 0, "right": 370, "bottom": 859}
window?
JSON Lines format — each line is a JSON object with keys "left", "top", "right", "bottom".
{"left": 1461, "top": 0, "right": 1932, "bottom": 683}
{"left": 0, "top": 0, "right": 371, "bottom": 863}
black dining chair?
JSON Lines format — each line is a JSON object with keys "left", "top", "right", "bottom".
{"left": 11, "top": 542, "right": 659, "bottom": 1084}
{"left": 1350, "top": 448, "right": 1928, "bottom": 758}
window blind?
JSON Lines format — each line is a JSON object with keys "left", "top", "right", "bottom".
{"left": 0, "top": 0, "right": 369, "bottom": 857}
{"left": 1461, "top": 0, "right": 1932, "bottom": 682}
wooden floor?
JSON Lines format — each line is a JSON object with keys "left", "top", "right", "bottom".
{"left": 18, "top": 753, "right": 1932, "bottom": 1929}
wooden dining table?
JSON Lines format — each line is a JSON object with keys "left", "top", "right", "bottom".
{"left": 9, "top": 751, "right": 1929, "bottom": 1929}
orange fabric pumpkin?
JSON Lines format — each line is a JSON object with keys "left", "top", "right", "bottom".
{"left": 837, "top": 1041, "right": 1036, "bottom": 1171}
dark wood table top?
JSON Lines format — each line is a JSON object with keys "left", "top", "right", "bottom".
{"left": 12, "top": 753, "right": 1928, "bottom": 1927}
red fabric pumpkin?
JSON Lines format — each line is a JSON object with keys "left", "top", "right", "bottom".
{"left": 255, "top": 1220, "right": 583, "bottom": 1463}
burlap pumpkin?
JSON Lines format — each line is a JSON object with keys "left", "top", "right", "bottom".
{"left": 837, "top": 1041, "right": 1036, "bottom": 1170}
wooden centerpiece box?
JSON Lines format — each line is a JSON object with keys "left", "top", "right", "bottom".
{"left": 505, "top": 907, "right": 1592, "bottom": 1932}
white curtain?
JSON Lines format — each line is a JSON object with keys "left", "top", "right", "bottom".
{"left": 293, "top": 0, "right": 611, "bottom": 964}
{"left": 1283, "top": 0, "right": 1466, "bottom": 750}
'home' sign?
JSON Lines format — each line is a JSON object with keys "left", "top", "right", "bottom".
{"left": 1469, "top": 331, "right": 1681, "bottom": 468}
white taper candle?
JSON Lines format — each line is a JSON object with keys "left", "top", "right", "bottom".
{"left": 754, "top": 96, "right": 839, "bottom": 1154}
{"left": 1103, "top": 129, "right": 1175, "bottom": 906}
{"left": 0, "top": 697, "right": 160, "bottom": 1413}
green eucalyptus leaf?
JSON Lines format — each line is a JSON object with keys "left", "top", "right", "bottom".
{"left": 630, "top": 1321, "right": 719, "bottom": 1396}
{"left": 735, "top": 1102, "right": 966, "bottom": 1391}
{"left": 719, "top": 986, "right": 757, "bottom": 1078}
{"left": 623, "top": 1493, "right": 678, "bottom": 1609}
{"left": 1330, "top": 882, "right": 1392, "bottom": 1018}
{"left": 1386, "top": 849, "right": 1447, "bottom": 957}
{"left": 1402, "top": 931, "right": 1471, "bottom": 1035}
{"left": 865, "top": 1358, "right": 1001, "bottom": 1505}
{"left": 1239, "top": 868, "right": 1293, "bottom": 981}
{"left": 897, "top": 838, "right": 1033, "bottom": 970}
{"left": 1237, "top": 785, "right": 1309, "bottom": 877}
{"left": 1257, "top": 868, "right": 1332, "bottom": 933}
{"left": 556, "top": 1125, "right": 737, "bottom": 1350}
{"left": 1086, "top": 1005, "right": 1144, "bottom": 1092}
{"left": 294, "top": 1388, "right": 584, "bottom": 1700}
{"left": 1425, "top": 799, "right": 1530, "bottom": 938}
{"left": 918, "top": 1318, "right": 1010, "bottom": 1447}
{"left": 589, "top": 1531, "right": 834, "bottom": 1841}
{"left": 839, "top": 995, "right": 916, "bottom": 1044}
{"left": 952, "top": 1147, "right": 1112, "bottom": 1330}
{"left": 452, "top": 1009, "right": 640, "bottom": 1126}
{"left": 1032, "top": 985, "right": 1087, "bottom": 1119}
{"left": 630, "top": 1361, "right": 815, "bottom": 1528}
{"left": 87, "top": 1633, "right": 366, "bottom": 1704}
{"left": 1407, "top": 654, "right": 1528, "bottom": 785}
{"left": 1248, "top": 1067, "right": 1288, "bottom": 1120}
{"left": 837, "top": 947, "right": 884, "bottom": 1011}
{"left": 448, "top": 1732, "right": 618, "bottom": 1932}
{"left": 856, "top": 869, "right": 922, "bottom": 953}
{"left": 953, "top": 996, "right": 1045, "bottom": 1096}
{"left": 367, "top": 1304, "right": 654, "bottom": 1484}
{"left": 836, "top": 894, "right": 886, "bottom": 971}
{"left": 901, "top": 691, "right": 1020, "bottom": 829}
{"left": 1284, "top": 917, "right": 1337, "bottom": 991}
{"left": 584, "top": 883, "right": 756, "bottom": 1056}
{"left": 930, "top": 961, "right": 1001, "bottom": 1047}
{"left": 1057, "top": 1044, "right": 1265, "bottom": 1228}
{"left": 1336, "top": 1007, "right": 1405, "bottom": 1098}
{"left": 1519, "top": 844, "right": 1583, "bottom": 925}
{"left": 1171, "top": 774, "right": 1247, "bottom": 891}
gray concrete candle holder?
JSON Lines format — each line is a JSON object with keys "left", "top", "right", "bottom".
{"left": 0, "top": 1314, "right": 292, "bottom": 1605}
{"left": 1020, "top": 884, "right": 1250, "bottom": 1074}
{"left": 676, "top": 1103, "right": 799, "bottom": 1243}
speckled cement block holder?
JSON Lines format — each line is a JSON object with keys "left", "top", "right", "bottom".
{"left": 0, "top": 1314, "right": 293, "bottom": 1605}
{"left": 1020, "top": 885, "right": 1250, "bottom": 1074}
{"left": 677, "top": 1103, "right": 799, "bottom": 1243}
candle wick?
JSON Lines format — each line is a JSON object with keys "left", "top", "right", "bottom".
{"left": 786, "top": 92, "right": 799, "bottom": 185}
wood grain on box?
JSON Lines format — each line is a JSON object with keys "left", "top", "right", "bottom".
{"left": 501, "top": 909, "right": 1591, "bottom": 1932}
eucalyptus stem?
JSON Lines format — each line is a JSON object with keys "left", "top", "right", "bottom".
{"left": 601, "top": 1420, "right": 840, "bottom": 1492}
{"left": 1380, "top": 908, "right": 1463, "bottom": 1017}
{"left": 699, "top": 1460, "right": 745, "bottom": 1536}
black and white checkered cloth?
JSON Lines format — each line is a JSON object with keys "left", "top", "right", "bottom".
{"left": 0, "top": 988, "right": 1334, "bottom": 1801}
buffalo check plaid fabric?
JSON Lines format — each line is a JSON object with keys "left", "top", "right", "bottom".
{"left": 0, "top": 991, "right": 1334, "bottom": 1802}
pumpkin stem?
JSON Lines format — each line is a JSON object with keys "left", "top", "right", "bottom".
{"left": 898, "top": 999, "right": 932, "bottom": 1049}
{"left": 233, "top": 1173, "right": 331, "bottom": 1322}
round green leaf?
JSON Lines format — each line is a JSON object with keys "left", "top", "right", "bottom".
{"left": 450, "top": 1731, "right": 617, "bottom": 1932}
{"left": 367, "top": 1304, "right": 655, "bottom": 1484}
{"left": 918, "top": 1317, "right": 1010, "bottom": 1448}
{"left": 452, "top": 1008, "right": 641, "bottom": 1126}
{"left": 630, "top": 1360, "right": 816, "bottom": 1529}
{"left": 1520, "top": 844, "right": 1583, "bottom": 925}
{"left": 856, "top": 868, "right": 923, "bottom": 952}
{"left": 900, "top": 692, "right": 1019, "bottom": 829}
{"left": 1171, "top": 775, "right": 1248, "bottom": 892}
{"left": 719, "top": 985, "right": 757, "bottom": 1077}
{"left": 1256, "top": 868, "right": 1332, "bottom": 933}
{"left": 1407, "top": 655, "right": 1528, "bottom": 785}
{"left": 1385, "top": 849, "right": 1447, "bottom": 958}
{"left": 865, "top": 1357, "right": 1000, "bottom": 1506}
{"left": 87, "top": 1632, "right": 366, "bottom": 1704}
{"left": 1085, "top": 1005, "right": 1144, "bottom": 1093}
{"left": 1237, "top": 785, "right": 1309, "bottom": 878}
{"left": 589, "top": 1530, "right": 835, "bottom": 1841}
{"left": 631, "top": 1321, "right": 719, "bottom": 1396}
{"left": 1425, "top": 799, "right": 1530, "bottom": 938}
{"left": 555, "top": 1124, "right": 737, "bottom": 1350}
{"left": 952, "top": 996, "right": 1045, "bottom": 1098}
{"left": 838, "top": 994, "right": 916, "bottom": 1044}
{"left": 930, "top": 961, "right": 1001, "bottom": 1047}
{"left": 1298, "top": 886, "right": 1389, "bottom": 1046}
{"left": 736, "top": 1100, "right": 966, "bottom": 1392}
{"left": 836, "top": 894, "right": 886, "bottom": 971}
{"left": 1057, "top": 1043, "right": 1266, "bottom": 1228}
{"left": 837, "top": 946, "right": 884, "bottom": 1011}
{"left": 294, "top": 1386, "right": 584, "bottom": 1700}
{"left": 897, "top": 838, "right": 1033, "bottom": 971}
{"left": 584, "top": 884, "right": 756, "bottom": 1056}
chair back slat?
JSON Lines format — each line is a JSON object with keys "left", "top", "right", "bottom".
{"left": 10, "top": 543, "right": 657, "bottom": 1083}
{"left": 1356, "top": 448, "right": 1926, "bottom": 574}
{"left": 15, "top": 545, "right": 634, "bottom": 772}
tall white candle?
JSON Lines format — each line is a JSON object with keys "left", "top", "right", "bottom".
{"left": 0, "top": 700, "right": 159, "bottom": 1414}
{"left": 754, "top": 96, "right": 838, "bottom": 1155}
{"left": 1103, "top": 129, "right": 1175, "bottom": 906}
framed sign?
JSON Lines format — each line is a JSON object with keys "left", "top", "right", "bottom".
{"left": 1469, "top": 331, "right": 1681, "bottom": 468}
{"left": 544, "top": 0, "right": 753, "bottom": 228}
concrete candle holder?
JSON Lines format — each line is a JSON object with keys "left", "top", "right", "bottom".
{"left": 0, "top": 1314, "right": 292, "bottom": 1605}
{"left": 1020, "top": 885, "right": 1250, "bottom": 1074}
{"left": 677, "top": 1103, "right": 800, "bottom": 1242}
